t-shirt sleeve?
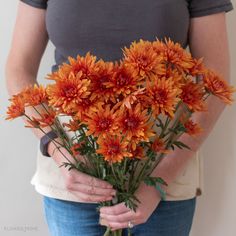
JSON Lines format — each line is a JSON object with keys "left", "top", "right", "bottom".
{"left": 188, "top": 0, "right": 233, "bottom": 18}
{"left": 20, "top": 0, "right": 47, "bottom": 9}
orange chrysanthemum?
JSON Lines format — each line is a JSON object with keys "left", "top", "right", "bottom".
{"left": 90, "top": 59, "right": 115, "bottom": 102}
{"left": 161, "top": 67, "right": 184, "bottom": 89}
{"left": 23, "top": 84, "right": 48, "bottom": 106}
{"left": 75, "top": 97, "right": 104, "bottom": 122}
{"left": 6, "top": 94, "right": 25, "bottom": 120}
{"left": 71, "top": 143, "right": 83, "bottom": 157}
{"left": 83, "top": 104, "right": 118, "bottom": 138}
{"left": 117, "top": 104, "right": 155, "bottom": 143}
{"left": 47, "top": 71, "right": 91, "bottom": 114}
{"left": 180, "top": 79, "right": 206, "bottom": 112}
{"left": 97, "top": 135, "right": 132, "bottom": 163}
{"left": 25, "top": 110, "right": 56, "bottom": 128}
{"left": 105, "top": 62, "right": 138, "bottom": 96}
{"left": 151, "top": 39, "right": 166, "bottom": 58}
{"left": 203, "top": 70, "right": 235, "bottom": 104}
{"left": 188, "top": 58, "right": 205, "bottom": 76}
{"left": 48, "top": 52, "right": 99, "bottom": 81}
{"left": 119, "top": 88, "right": 146, "bottom": 109}
{"left": 122, "top": 39, "right": 165, "bottom": 80}
{"left": 147, "top": 77, "right": 181, "bottom": 118}
{"left": 184, "top": 119, "right": 203, "bottom": 136}
{"left": 37, "top": 110, "right": 56, "bottom": 127}
{"left": 153, "top": 38, "right": 194, "bottom": 73}
{"left": 63, "top": 119, "right": 81, "bottom": 132}
{"left": 130, "top": 145, "right": 145, "bottom": 159}
{"left": 68, "top": 52, "right": 99, "bottom": 78}
{"left": 25, "top": 117, "right": 41, "bottom": 128}
{"left": 151, "top": 137, "right": 169, "bottom": 154}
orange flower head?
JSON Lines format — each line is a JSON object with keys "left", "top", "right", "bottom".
{"left": 105, "top": 62, "right": 138, "bottom": 96}
{"left": 48, "top": 52, "right": 99, "bottom": 81}
{"left": 97, "top": 135, "right": 132, "bottom": 163}
{"left": 71, "top": 143, "right": 83, "bottom": 157}
{"left": 23, "top": 84, "right": 48, "bottom": 106}
{"left": 188, "top": 58, "right": 205, "bottom": 76}
{"left": 147, "top": 77, "right": 181, "bottom": 118}
{"left": 127, "top": 116, "right": 156, "bottom": 150}
{"left": 90, "top": 59, "right": 115, "bottom": 102}
{"left": 151, "top": 39, "right": 166, "bottom": 58}
{"left": 151, "top": 137, "right": 170, "bottom": 154}
{"left": 119, "top": 88, "right": 146, "bottom": 109}
{"left": 83, "top": 104, "right": 118, "bottom": 138}
{"left": 203, "top": 69, "right": 235, "bottom": 104}
{"left": 117, "top": 104, "right": 155, "bottom": 142}
{"left": 6, "top": 94, "right": 26, "bottom": 120}
{"left": 24, "top": 110, "right": 56, "bottom": 128}
{"left": 47, "top": 71, "right": 91, "bottom": 114}
{"left": 75, "top": 97, "right": 104, "bottom": 122}
{"left": 180, "top": 79, "right": 206, "bottom": 112}
{"left": 184, "top": 119, "right": 203, "bottom": 137}
{"left": 122, "top": 39, "right": 165, "bottom": 79}
{"left": 153, "top": 38, "right": 194, "bottom": 73}
{"left": 68, "top": 52, "right": 99, "bottom": 78}
{"left": 63, "top": 119, "right": 81, "bottom": 132}
{"left": 25, "top": 117, "right": 41, "bottom": 128}
{"left": 130, "top": 145, "right": 145, "bottom": 159}
{"left": 162, "top": 67, "right": 184, "bottom": 89}
{"left": 37, "top": 110, "right": 56, "bottom": 128}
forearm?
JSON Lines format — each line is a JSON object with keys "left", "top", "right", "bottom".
{"left": 150, "top": 13, "right": 231, "bottom": 189}
{"left": 6, "top": 67, "right": 64, "bottom": 157}
{"left": 151, "top": 93, "right": 226, "bottom": 187}
{"left": 6, "top": 66, "right": 51, "bottom": 132}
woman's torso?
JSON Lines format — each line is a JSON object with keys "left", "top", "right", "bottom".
{"left": 45, "top": 0, "right": 190, "bottom": 70}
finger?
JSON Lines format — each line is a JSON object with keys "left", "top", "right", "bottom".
{"left": 100, "top": 202, "right": 130, "bottom": 215}
{"left": 71, "top": 190, "right": 113, "bottom": 203}
{"left": 103, "top": 221, "right": 136, "bottom": 231}
{"left": 68, "top": 182, "right": 116, "bottom": 197}
{"left": 72, "top": 171, "right": 113, "bottom": 189}
{"left": 100, "top": 210, "right": 135, "bottom": 223}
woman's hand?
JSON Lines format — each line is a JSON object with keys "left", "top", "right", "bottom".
{"left": 50, "top": 143, "right": 116, "bottom": 203}
{"left": 99, "top": 182, "right": 161, "bottom": 231}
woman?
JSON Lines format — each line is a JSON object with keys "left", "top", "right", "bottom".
{"left": 5, "top": 0, "right": 233, "bottom": 235}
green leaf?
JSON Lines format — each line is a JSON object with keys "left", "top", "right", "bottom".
{"left": 168, "top": 128, "right": 178, "bottom": 134}
{"left": 144, "top": 177, "right": 168, "bottom": 200}
{"left": 156, "top": 184, "right": 167, "bottom": 201}
{"left": 155, "top": 177, "right": 168, "bottom": 186}
{"left": 177, "top": 123, "right": 187, "bottom": 132}
{"left": 124, "top": 199, "right": 138, "bottom": 212}
{"left": 156, "top": 118, "right": 164, "bottom": 129}
{"left": 144, "top": 176, "right": 168, "bottom": 187}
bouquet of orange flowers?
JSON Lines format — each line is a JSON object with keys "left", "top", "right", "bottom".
{"left": 6, "top": 38, "right": 235, "bottom": 236}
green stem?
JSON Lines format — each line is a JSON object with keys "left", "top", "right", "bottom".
{"left": 128, "top": 160, "right": 137, "bottom": 192}
{"left": 74, "top": 131, "right": 89, "bottom": 167}
{"left": 111, "top": 163, "right": 119, "bottom": 184}
{"left": 80, "top": 127, "right": 94, "bottom": 149}
{"left": 159, "top": 116, "right": 171, "bottom": 138}
{"left": 41, "top": 102, "right": 51, "bottom": 114}
{"left": 128, "top": 228, "right": 132, "bottom": 236}
{"left": 114, "top": 229, "right": 122, "bottom": 236}
{"left": 103, "top": 228, "right": 122, "bottom": 236}
{"left": 103, "top": 227, "right": 111, "bottom": 236}
{"left": 132, "top": 160, "right": 149, "bottom": 192}
{"left": 24, "top": 114, "right": 75, "bottom": 165}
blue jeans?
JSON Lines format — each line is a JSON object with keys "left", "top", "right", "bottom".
{"left": 43, "top": 196, "right": 196, "bottom": 236}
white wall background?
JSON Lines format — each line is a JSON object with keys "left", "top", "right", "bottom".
{"left": 0, "top": 1, "right": 235, "bottom": 236}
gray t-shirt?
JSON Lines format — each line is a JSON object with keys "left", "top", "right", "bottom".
{"left": 20, "top": 0, "right": 233, "bottom": 72}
